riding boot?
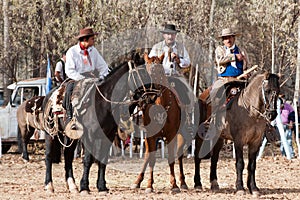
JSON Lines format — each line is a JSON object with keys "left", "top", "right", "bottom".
{"left": 66, "top": 106, "right": 77, "bottom": 130}
{"left": 63, "top": 82, "right": 77, "bottom": 130}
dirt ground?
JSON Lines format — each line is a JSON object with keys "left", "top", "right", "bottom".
{"left": 0, "top": 144, "right": 300, "bottom": 200}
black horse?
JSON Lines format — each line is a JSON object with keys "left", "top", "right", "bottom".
{"left": 78, "top": 58, "right": 150, "bottom": 193}
{"left": 194, "top": 72, "right": 280, "bottom": 197}
{"left": 41, "top": 52, "right": 148, "bottom": 193}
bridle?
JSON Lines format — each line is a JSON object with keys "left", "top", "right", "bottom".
{"left": 241, "top": 78, "right": 278, "bottom": 123}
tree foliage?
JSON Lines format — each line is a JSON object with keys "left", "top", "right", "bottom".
{"left": 1, "top": 0, "right": 299, "bottom": 99}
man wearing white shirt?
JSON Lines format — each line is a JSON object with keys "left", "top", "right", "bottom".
{"left": 149, "top": 24, "right": 196, "bottom": 139}
{"left": 149, "top": 24, "right": 190, "bottom": 75}
{"left": 63, "top": 27, "right": 109, "bottom": 129}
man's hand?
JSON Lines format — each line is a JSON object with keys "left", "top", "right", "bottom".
{"left": 235, "top": 53, "right": 244, "bottom": 61}
{"left": 171, "top": 52, "right": 180, "bottom": 64}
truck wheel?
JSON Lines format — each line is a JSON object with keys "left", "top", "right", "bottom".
{"left": 2, "top": 144, "right": 11, "bottom": 154}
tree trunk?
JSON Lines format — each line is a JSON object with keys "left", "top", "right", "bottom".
{"left": 2, "top": 0, "right": 12, "bottom": 104}
{"left": 209, "top": 0, "right": 216, "bottom": 84}
{"left": 294, "top": 3, "right": 300, "bottom": 158}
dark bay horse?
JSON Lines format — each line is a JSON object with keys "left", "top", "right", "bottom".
{"left": 17, "top": 96, "right": 45, "bottom": 161}
{"left": 131, "top": 53, "right": 190, "bottom": 193}
{"left": 194, "top": 72, "right": 279, "bottom": 196}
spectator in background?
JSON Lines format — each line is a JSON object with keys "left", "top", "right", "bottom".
{"left": 279, "top": 97, "right": 295, "bottom": 158}
{"left": 54, "top": 50, "right": 67, "bottom": 86}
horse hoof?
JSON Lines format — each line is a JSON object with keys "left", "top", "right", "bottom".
{"left": 145, "top": 188, "right": 153, "bottom": 193}
{"left": 170, "top": 187, "right": 180, "bottom": 194}
{"left": 252, "top": 191, "right": 260, "bottom": 198}
{"left": 66, "top": 177, "right": 79, "bottom": 193}
{"left": 80, "top": 190, "right": 89, "bottom": 196}
{"left": 194, "top": 185, "right": 203, "bottom": 192}
{"left": 130, "top": 183, "right": 140, "bottom": 189}
{"left": 180, "top": 184, "right": 188, "bottom": 190}
{"left": 236, "top": 190, "right": 246, "bottom": 196}
{"left": 99, "top": 190, "right": 109, "bottom": 195}
{"left": 44, "top": 182, "right": 54, "bottom": 193}
{"left": 211, "top": 180, "right": 220, "bottom": 191}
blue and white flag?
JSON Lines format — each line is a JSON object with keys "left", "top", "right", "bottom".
{"left": 46, "top": 54, "right": 52, "bottom": 94}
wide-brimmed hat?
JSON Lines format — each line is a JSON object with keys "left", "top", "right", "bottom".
{"left": 218, "top": 28, "right": 240, "bottom": 38}
{"left": 76, "top": 27, "right": 98, "bottom": 39}
{"left": 160, "top": 24, "right": 180, "bottom": 34}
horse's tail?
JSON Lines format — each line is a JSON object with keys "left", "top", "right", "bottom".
{"left": 52, "top": 135, "right": 62, "bottom": 163}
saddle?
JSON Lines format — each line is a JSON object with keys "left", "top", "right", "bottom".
{"left": 201, "top": 78, "right": 247, "bottom": 110}
{"left": 43, "top": 78, "right": 97, "bottom": 139}
{"left": 25, "top": 96, "right": 45, "bottom": 113}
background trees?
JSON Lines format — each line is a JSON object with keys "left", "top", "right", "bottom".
{"left": 1, "top": 0, "right": 299, "bottom": 102}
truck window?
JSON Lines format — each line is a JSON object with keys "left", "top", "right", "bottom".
{"left": 12, "top": 86, "right": 39, "bottom": 106}
{"left": 0, "top": 90, "right": 3, "bottom": 106}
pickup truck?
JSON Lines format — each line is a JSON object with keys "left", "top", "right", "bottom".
{"left": 0, "top": 77, "right": 46, "bottom": 154}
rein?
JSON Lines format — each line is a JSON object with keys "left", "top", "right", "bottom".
{"left": 240, "top": 79, "right": 274, "bottom": 123}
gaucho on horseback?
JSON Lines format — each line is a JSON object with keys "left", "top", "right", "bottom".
{"left": 204, "top": 27, "right": 250, "bottom": 133}
{"left": 63, "top": 27, "right": 109, "bottom": 130}
{"left": 148, "top": 23, "right": 197, "bottom": 137}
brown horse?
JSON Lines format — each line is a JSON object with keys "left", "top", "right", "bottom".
{"left": 17, "top": 96, "right": 45, "bottom": 161}
{"left": 194, "top": 72, "right": 279, "bottom": 196}
{"left": 131, "top": 53, "right": 190, "bottom": 193}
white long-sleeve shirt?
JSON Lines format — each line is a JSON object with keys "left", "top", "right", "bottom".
{"left": 149, "top": 41, "right": 190, "bottom": 75}
{"left": 65, "top": 43, "right": 109, "bottom": 81}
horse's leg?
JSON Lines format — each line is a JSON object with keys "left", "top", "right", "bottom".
{"left": 167, "top": 136, "right": 180, "bottom": 193}
{"left": 131, "top": 138, "right": 151, "bottom": 189}
{"left": 210, "top": 138, "right": 224, "bottom": 191}
{"left": 247, "top": 143, "right": 261, "bottom": 196}
{"left": 64, "top": 137, "right": 78, "bottom": 193}
{"left": 44, "top": 133, "right": 54, "bottom": 193}
{"left": 80, "top": 150, "right": 93, "bottom": 194}
{"left": 234, "top": 142, "right": 245, "bottom": 195}
{"left": 95, "top": 140, "right": 111, "bottom": 192}
{"left": 19, "top": 126, "right": 31, "bottom": 162}
{"left": 193, "top": 135, "right": 203, "bottom": 190}
{"left": 177, "top": 133, "right": 188, "bottom": 189}
{"left": 145, "top": 137, "right": 157, "bottom": 193}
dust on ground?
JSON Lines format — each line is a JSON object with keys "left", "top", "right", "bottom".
{"left": 0, "top": 144, "right": 300, "bottom": 200}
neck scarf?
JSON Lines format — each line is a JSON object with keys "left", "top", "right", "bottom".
{"left": 79, "top": 43, "right": 89, "bottom": 56}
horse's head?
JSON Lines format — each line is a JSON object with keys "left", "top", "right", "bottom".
{"left": 144, "top": 53, "right": 165, "bottom": 76}
{"left": 261, "top": 72, "right": 280, "bottom": 121}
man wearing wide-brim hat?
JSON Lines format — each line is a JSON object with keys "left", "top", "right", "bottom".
{"left": 149, "top": 23, "right": 196, "bottom": 144}
{"left": 149, "top": 23, "right": 190, "bottom": 75}
{"left": 63, "top": 27, "right": 109, "bottom": 130}
{"left": 206, "top": 27, "right": 249, "bottom": 134}
{"left": 215, "top": 27, "right": 248, "bottom": 77}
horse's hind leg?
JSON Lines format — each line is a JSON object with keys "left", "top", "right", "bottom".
{"left": 80, "top": 150, "right": 94, "bottom": 194}
{"left": 168, "top": 137, "right": 180, "bottom": 193}
{"left": 210, "top": 138, "right": 224, "bottom": 191}
{"left": 18, "top": 126, "right": 32, "bottom": 162}
{"left": 64, "top": 137, "right": 79, "bottom": 193}
{"left": 44, "top": 133, "right": 55, "bottom": 193}
{"left": 177, "top": 133, "right": 188, "bottom": 189}
{"left": 234, "top": 143, "right": 245, "bottom": 195}
{"left": 247, "top": 143, "right": 260, "bottom": 196}
{"left": 193, "top": 135, "right": 203, "bottom": 190}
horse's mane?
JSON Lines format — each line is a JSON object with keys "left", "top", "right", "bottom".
{"left": 104, "top": 50, "right": 146, "bottom": 82}
{"left": 247, "top": 71, "right": 279, "bottom": 89}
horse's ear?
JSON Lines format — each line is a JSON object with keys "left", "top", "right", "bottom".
{"left": 158, "top": 53, "right": 164, "bottom": 63}
{"left": 144, "top": 52, "right": 150, "bottom": 63}
{"left": 277, "top": 72, "right": 282, "bottom": 79}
